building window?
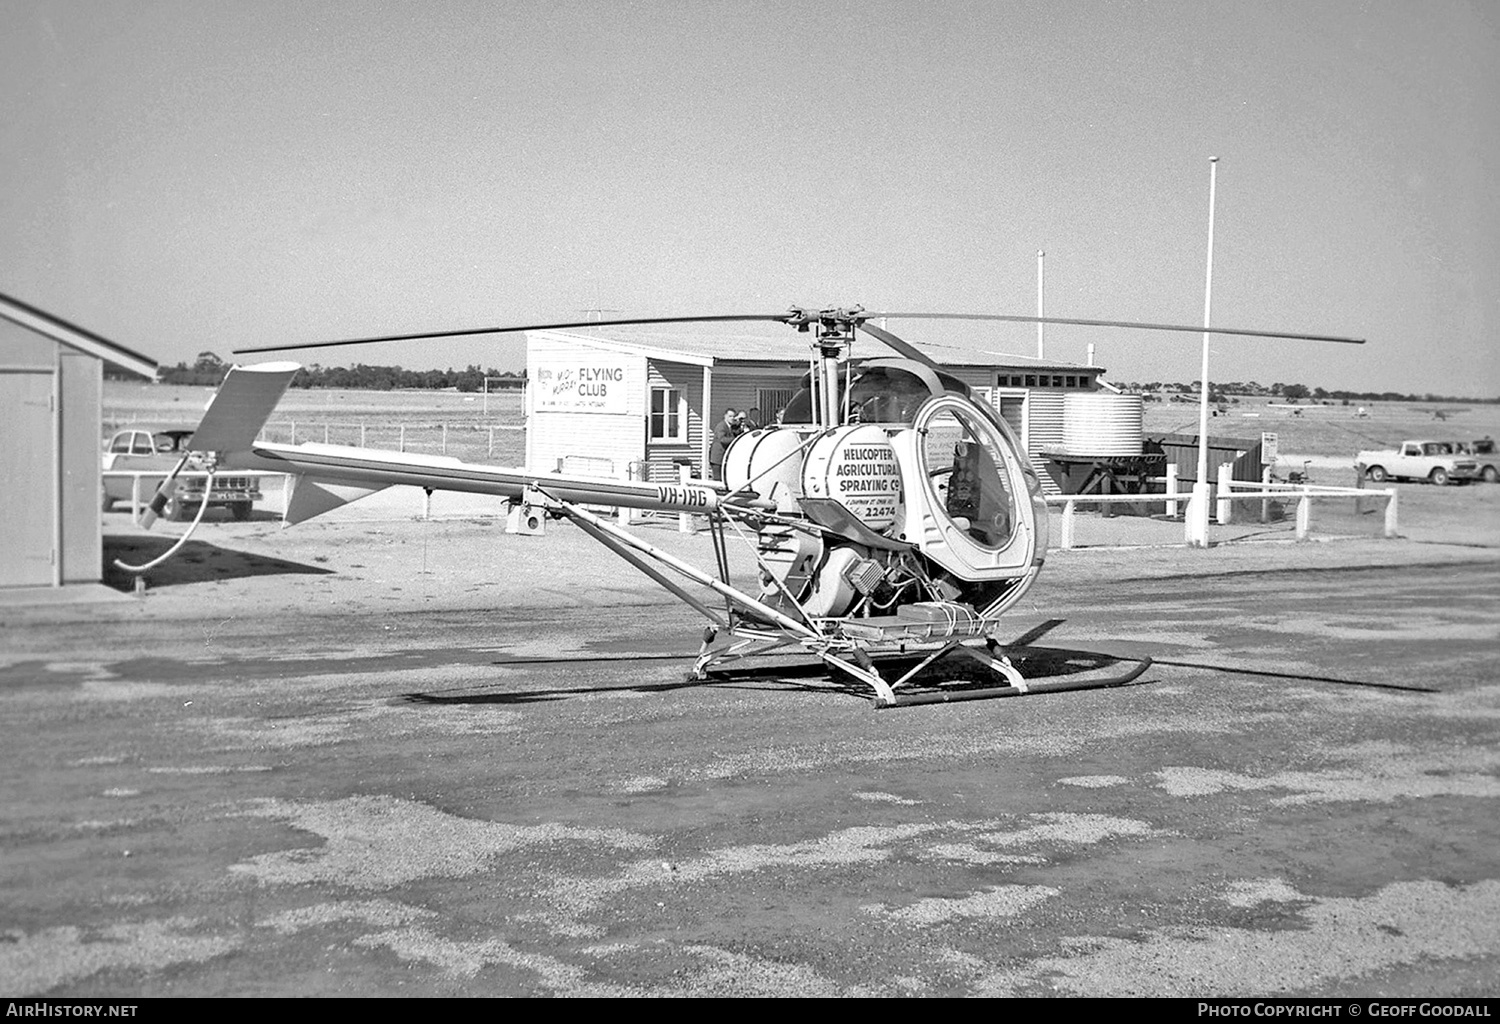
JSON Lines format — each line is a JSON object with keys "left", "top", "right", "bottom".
{"left": 1065, "top": 375, "right": 1077, "bottom": 388}
{"left": 650, "top": 387, "right": 684, "bottom": 442}
{"left": 1024, "top": 375, "right": 1037, "bottom": 388}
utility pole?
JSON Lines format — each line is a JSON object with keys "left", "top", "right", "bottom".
{"left": 1187, "top": 157, "right": 1219, "bottom": 547}
{"left": 1036, "top": 250, "right": 1045, "bottom": 360}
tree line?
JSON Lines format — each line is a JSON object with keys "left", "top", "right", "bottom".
{"left": 121, "top": 352, "right": 525, "bottom": 391}
{"left": 1120, "top": 380, "right": 1498, "bottom": 404}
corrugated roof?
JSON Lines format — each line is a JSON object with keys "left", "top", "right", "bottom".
{"left": 0, "top": 293, "right": 159, "bottom": 377}
{"left": 531, "top": 328, "right": 1103, "bottom": 373}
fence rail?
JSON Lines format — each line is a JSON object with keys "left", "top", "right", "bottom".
{"left": 101, "top": 447, "right": 1398, "bottom": 550}
{"left": 255, "top": 420, "right": 526, "bottom": 463}
{"left": 1044, "top": 465, "right": 1397, "bottom": 549}
{"left": 101, "top": 417, "right": 530, "bottom": 466}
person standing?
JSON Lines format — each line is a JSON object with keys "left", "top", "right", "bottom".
{"left": 709, "top": 407, "right": 740, "bottom": 480}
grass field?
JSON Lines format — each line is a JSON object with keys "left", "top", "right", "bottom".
{"left": 105, "top": 380, "right": 1497, "bottom": 469}
{"left": 104, "top": 380, "right": 528, "bottom": 464}
{"left": 1143, "top": 395, "right": 1498, "bottom": 458}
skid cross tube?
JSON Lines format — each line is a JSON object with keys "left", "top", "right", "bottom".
{"left": 879, "top": 655, "right": 1153, "bottom": 709}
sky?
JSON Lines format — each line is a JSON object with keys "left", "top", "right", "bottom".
{"left": 2, "top": 0, "right": 1496, "bottom": 395}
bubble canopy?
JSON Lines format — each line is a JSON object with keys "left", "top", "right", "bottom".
{"left": 917, "top": 402, "right": 1017, "bottom": 552}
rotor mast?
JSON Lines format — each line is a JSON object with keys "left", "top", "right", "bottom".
{"left": 787, "top": 306, "right": 860, "bottom": 429}
{"left": 815, "top": 318, "right": 852, "bottom": 428}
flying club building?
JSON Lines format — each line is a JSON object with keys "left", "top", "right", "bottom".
{"left": 524, "top": 328, "right": 1108, "bottom": 493}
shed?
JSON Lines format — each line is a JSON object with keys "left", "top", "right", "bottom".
{"left": 1146, "top": 432, "right": 1266, "bottom": 486}
{"left": 524, "top": 328, "right": 1105, "bottom": 488}
{"left": 0, "top": 294, "right": 158, "bottom": 589}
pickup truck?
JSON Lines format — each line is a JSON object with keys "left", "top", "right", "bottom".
{"left": 1354, "top": 440, "right": 1481, "bottom": 486}
{"left": 102, "top": 428, "right": 262, "bottom": 520}
{"left": 1455, "top": 438, "right": 1498, "bottom": 483}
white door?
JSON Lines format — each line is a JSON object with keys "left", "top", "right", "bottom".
{"left": 0, "top": 371, "right": 56, "bottom": 586}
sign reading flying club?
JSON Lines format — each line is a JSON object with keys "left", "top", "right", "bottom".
{"left": 535, "top": 360, "right": 629, "bottom": 413}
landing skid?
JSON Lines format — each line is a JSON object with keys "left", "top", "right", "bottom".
{"left": 692, "top": 628, "right": 1152, "bottom": 709}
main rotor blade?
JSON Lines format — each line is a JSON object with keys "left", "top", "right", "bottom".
{"left": 855, "top": 321, "right": 939, "bottom": 368}
{"left": 232, "top": 314, "right": 792, "bottom": 355}
{"left": 866, "top": 313, "right": 1365, "bottom": 345}
{"left": 232, "top": 307, "right": 1365, "bottom": 357}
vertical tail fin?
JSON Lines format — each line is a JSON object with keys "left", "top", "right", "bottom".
{"left": 186, "top": 361, "right": 301, "bottom": 454}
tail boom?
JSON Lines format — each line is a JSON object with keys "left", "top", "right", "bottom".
{"left": 234, "top": 440, "right": 740, "bottom": 521}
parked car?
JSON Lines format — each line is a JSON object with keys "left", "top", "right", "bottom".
{"left": 1454, "top": 438, "right": 1497, "bottom": 483}
{"left": 1354, "top": 440, "right": 1480, "bottom": 486}
{"left": 101, "top": 428, "right": 262, "bottom": 520}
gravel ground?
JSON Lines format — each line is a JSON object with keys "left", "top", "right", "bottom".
{"left": 1, "top": 489, "right": 1497, "bottom": 997}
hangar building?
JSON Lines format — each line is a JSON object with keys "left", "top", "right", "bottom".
{"left": 1, "top": 294, "right": 158, "bottom": 590}
{"left": 524, "top": 328, "right": 1108, "bottom": 491}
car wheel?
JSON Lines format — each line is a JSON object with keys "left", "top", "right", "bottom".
{"left": 1429, "top": 468, "right": 1450, "bottom": 486}
{"left": 1366, "top": 466, "right": 1387, "bottom": 483}
{"left": 1484, "top": 465, "right": 1498, "bottom": 484}
{"left": 163, "top": 496, "right": 194, "bottom": 522}
{"left": 230, "top": 501, "right": 253, "bottom": 521}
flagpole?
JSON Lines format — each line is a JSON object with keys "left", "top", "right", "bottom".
{"left": 1188, "top": 157, "right": 1219, "bottom": 547}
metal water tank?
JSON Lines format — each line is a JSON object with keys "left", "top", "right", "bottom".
{"left": 1062, "top": 393, "right": 1144, "bottom": 455}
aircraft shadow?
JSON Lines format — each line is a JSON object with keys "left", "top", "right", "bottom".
{"left": 399, "top": 643, "right": 1151, "bottom": 707}
{"left": 101, "top": 534, "right": 335, "bottom": 591}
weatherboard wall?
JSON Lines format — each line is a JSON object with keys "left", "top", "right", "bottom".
{"left": 642, "top": 359, "right": 705, "bottom": 482}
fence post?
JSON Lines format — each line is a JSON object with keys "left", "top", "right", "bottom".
{"left": 290, "top": 421, "right": 296, "bottom": 445}
{"left": 678, "top": 463, "right": 695, "bottom": 534}
{"left": 1384, "top": 489, "right": 1398, "bottom": 538}
{"left": 422, "top": 487, "right": 432, "bottom": 521}
{"left": 1261, "top": 465, "right": 1271, "bottom": 523}
{"left": 1060, "top": 499, "right": 1075, "bottom": 549}
{"left": 625, "top": 461, "right": 645, "bottom": 526}
{"left": 399, "top": 424, "right": 406, "bottom": 452}
{"left": 324, "top": 424, "right": 330, "bottom": 444}
{"left": 360, "top": 423, "right": 367, "bottom": 448}
{"left": 1216, "top": 463, "right": 1234, "bottom": 525}
{"left": 1295, "top": 492, "right": 1311, "bottom": 540}
{"left": 488, "top": 426, "right": 494, "bottom": 458}
{"left": 1354, "top": 461, "right": 1367, "bottom": 515}
{"left": 1165, "top": 464, "right": 1179, "bottom": 517}
{"left": 442, "top": 424, "right": 447, "bottom": 455}
{"left": 130, "top": 473, "right": 143, "bottom": 526}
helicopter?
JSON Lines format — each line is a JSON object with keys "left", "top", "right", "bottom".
{"left": 134, "top": 306, "right": 1363, "bottom": 708}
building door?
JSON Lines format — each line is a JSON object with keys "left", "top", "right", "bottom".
{"left": 992, "top": 391, "right": 1026, "bottom": 444}
{"left": 0, "top": 370, "right": 56, "bottom": 586}
{"left": 755, "top": 388, "right": 796, "bottom": 426}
